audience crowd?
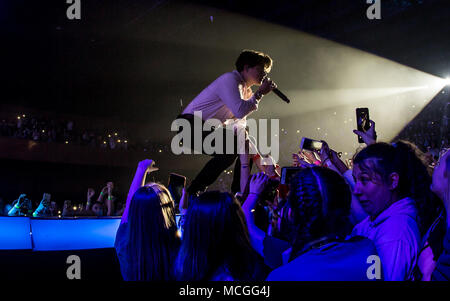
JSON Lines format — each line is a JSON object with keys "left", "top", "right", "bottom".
{"left": 0, "top": 181, "right": 125, "bottom": 218}
{"left": 0, "top": 113, "right": 170, "bottom": 153}
{"left": 2, "top": 102, "right": 449, "bottom": 282}
{"left": 397, "top": 100, "right": 449, "bottom": 160}
{"left": 112, "top": 109, "right": 450, "bottom": 281}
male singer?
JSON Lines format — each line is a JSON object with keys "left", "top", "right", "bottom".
{"left": 177, "top": 49, "right": 277, "bottom": 196}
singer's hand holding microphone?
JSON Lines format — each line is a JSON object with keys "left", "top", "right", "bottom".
{"left": 257, "top": 77, "right": 277, "bottom": 97}
{"left": 255, "top": 77, "right": 291, "bottom": 103}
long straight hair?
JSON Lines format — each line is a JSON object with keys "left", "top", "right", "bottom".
{"left": 125, "top": 184, "right": 179, "bottom": 280}
{"left": 175, "top": 191, "right": 265, "bottom": 281}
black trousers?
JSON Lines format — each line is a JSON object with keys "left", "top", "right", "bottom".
{"left": 175, "top": 114, "right": 251, "bottom": 195}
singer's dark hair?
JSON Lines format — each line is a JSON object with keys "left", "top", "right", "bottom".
{"left": 235, "top": 49, "right": 273, "bottom": 72}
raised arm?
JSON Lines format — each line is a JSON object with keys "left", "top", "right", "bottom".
{"left": 121, "top": 159, "right": 158, "bottom": 224}
{"left": 96, "top": 186, "right": 108, "bottom": 203}
{"left": 242, "top": 172, "right": 269, "bottom": 256}
{"left": 105, "top": 182, "right": 115, "bottom": 216}
{"left": 320, "top": 141, "right": 348, "bottom": 176}
{"left": 86, "top": 188, "right": 95, "bottom": 211}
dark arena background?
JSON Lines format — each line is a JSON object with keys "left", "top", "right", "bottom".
{"left": 0, "top": 0, "right": 449, "bottom": 291}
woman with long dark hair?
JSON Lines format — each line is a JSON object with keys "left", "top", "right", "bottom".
{"left": 175, "top": 191, "right": 267, "bottom": 281}
{"left": 115, "top": 159, "right": 180, "bottom": 280}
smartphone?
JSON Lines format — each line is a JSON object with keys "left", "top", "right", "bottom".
{"left": 356, "top": 108, "right": 370, "bottom": 143}
{"left": 281, "top": 166, "right": 303, "bottom": 185}
{"left": 168, "top": 173, "right": 186, "bottom": 204}
{"left": 300, "top": 137, "right": 323, "bottom": 152}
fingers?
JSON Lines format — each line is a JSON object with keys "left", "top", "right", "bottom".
{"left": 269, "top": 80, "right": 277, "bottom": 90}
{"left": 260, "top": 78, "right": 277, "bottom": 94}
{"left": 353, "top": 130, "right": 364, "bottom": 136}
{"left": 251, "top": 172, "right": 269, "bottom": 182}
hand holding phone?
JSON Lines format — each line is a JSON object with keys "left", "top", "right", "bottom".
{"left": 292, "top": 152, "right": 315, "bottom": 168}
{"left": 355, "top": 108, "right": 371, "bottom": 143}
{"left": 300, "top": 137, "right": 323, "bottom": 152}
{"left": 249, "top": 172, "right": 270, "bottom": 195}
{"left": 354, "top": 108, "right": 376, "bottom": 145}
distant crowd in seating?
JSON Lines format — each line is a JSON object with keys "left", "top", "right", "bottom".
{"left": 0, "top": 113, "right": 171, "bottom": 153}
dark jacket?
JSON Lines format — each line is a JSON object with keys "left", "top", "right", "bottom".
{"left": 432, "top": 227, "right": 450, "bottom": 281}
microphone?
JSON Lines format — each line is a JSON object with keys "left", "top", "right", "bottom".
{"left": 272, "top": 88, "right": 291, "bottom": 103}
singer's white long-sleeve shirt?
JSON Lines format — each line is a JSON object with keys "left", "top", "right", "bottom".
{"left": 182, "top": 70, "right": 260, "bottom": 123}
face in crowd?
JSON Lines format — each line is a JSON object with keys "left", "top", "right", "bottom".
{"left": 92, "top": 202, "right": 104, "bottom": 216}
{"left": 352, "top": 160, "right": 399, "bottom": 219}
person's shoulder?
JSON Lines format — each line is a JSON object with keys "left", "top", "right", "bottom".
{"left": 375, "top": 214, "right": 420, "bottom": 245}
{"left": 215, "top": 71, "right": 240, "bottom": 83}
{"left": 380, "top": 213, "right": 419, "bottom": 233}
{"left": 266, "top": 263, "right": 290, "bottom": 281}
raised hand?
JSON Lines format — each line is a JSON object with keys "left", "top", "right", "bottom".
{"left": 87, "top": 188, "right": 95, "bottom": 200}
{"left": 100, "top": 186, "right": 108, "bottom": 195}
{"left": 353, "top": 120, "right": 377, "bottom": 145}
{"left": 249, "top": 172, "right": 269, "bottom": 196}
{"left": 138, "top": 159, "right": 159, "bottom": 173}
{"left": 292, "top": 152, "right": 315, "bottom": 168}
{"left": 107, "top": 182, "right": 114, "bottom": 195}
{"left": 301, "top": 150, "right": 318, "bottom": 165}
{"left": 319, "top": 141, "right": 332, "bottom": 164}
